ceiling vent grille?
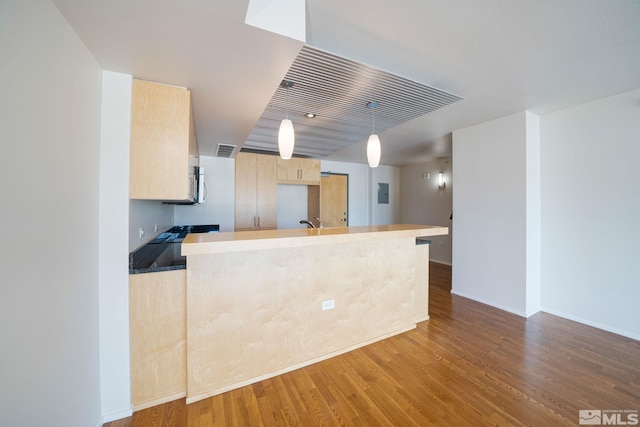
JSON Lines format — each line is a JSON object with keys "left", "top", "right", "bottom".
{"left": 215, "top": 143, "right": 237, "bottom": 158}
{"left": 243, "top": 45, "right": 462, "bottom": 158}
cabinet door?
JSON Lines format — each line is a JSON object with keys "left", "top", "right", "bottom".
{"left": 298, "top": 158, "right": 320, "bottom": 185}
{"left": 235, "top": 153, "right": 258, "bottom": 230}
{"left": 130, "top": 270, "right": 186, "bottom": 409}
{"left": 277, "top": 157, "right": 300, "bottom": 183}
{"left": 256, "top": 155, "right": 278, "bottom": 229}
{"left": 130, "top": 80, "right": 196, "bottom": 201}
{"left": 277, "top": 158, "right": 320, "bottom": 184}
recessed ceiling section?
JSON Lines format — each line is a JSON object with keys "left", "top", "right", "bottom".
{"left": 243, "top": 45, "right": 463, "bottom": 158}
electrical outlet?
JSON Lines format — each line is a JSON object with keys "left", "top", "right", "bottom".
{"left": 322, "top": 299, "right": 335, "bottom": 311}
{"left": 154, "top": 224, "right": 159, "bottom": 233}
{"left": 138, "top": 227, "right": 144, "bottom": 238}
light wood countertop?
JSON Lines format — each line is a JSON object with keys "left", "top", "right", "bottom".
{"left": 181, "top": 224, "right": 448, "bottom": 255}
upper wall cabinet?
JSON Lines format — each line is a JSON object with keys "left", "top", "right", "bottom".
{"left": 277, "top": 157, "right": 320, "bottom": 185}
{"left": 130, "top": 79, "right": 198, "bottom": 201}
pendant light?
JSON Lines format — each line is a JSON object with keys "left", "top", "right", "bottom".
{"left": 366, "top": 101, "right": 381, "bottom": 168}
{"left": 278, "top": 80, "right": 295, "bottom": 159}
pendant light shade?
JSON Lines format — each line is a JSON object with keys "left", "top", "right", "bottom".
{"left": 366, "top": 101, "right": 381, "bottom": 168}
{"left": 367, "top": 134, "right": 381, "bottom": 168}
{"left": 278, "top": 118, "right": 295, "bottom": 160}
{"left": 278, "top": 80, "right": 295, "bottom": 159}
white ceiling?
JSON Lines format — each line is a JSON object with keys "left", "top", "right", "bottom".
{"left": 52, "top": 0, "right": 640, "bottom": 166}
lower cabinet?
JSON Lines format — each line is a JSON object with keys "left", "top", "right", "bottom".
{"left": 129, "top": 270, "right": 186, "bottom": 410}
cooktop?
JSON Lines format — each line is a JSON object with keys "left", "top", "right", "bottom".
{"left": 129, "top": 224, "right": 219, "bottom": 274}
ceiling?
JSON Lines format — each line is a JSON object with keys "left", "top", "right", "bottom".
{"left": 243, "top": 45, "right": 463, "bottom": 158}
{"left": 52, "top": 0, "right": 640, "bottom": 166}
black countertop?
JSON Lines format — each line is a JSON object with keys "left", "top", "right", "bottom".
{"left": 129, "top": 225, "right": 219, "bottom": 274}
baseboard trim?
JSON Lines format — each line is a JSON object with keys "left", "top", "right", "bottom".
{"left": 450, "top": 289, "right": 528, "bottom": 318}
{"left": 133, "top": 391, "right": 186, "bottom": 412}
{"left": 525, "top": 306, "right": 541, "bottom": 318}
{"left": 446, "top": 291, "right": 640, "bottom": 341}
{"left": 429, "top": 259, "right": 452, "bottom": 267}
{"left": 101, "top": 407, "right": 133, "bottom": 425}
{"left": 541, "top": 308, "right": 640, "bottom": 342}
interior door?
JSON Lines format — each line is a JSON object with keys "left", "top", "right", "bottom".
{"left": 320, "top": 173, "right": 348, "bottom": 227}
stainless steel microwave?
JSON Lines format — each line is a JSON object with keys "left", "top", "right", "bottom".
{"left": 165, "top": 166, "right": 206, "bottom": 205}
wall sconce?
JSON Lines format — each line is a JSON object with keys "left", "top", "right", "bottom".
{"left": 438, "top": 172, "right": 446, "bottom": 190}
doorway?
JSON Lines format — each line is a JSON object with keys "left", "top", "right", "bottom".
{"left": 320, "top": 173, "right": 348, "bottom": 227}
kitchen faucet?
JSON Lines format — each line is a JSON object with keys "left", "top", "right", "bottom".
{"left": 299, "top": 220, "right": 315, "bottom": 229}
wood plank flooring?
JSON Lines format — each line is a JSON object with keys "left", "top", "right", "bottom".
{"left": 107, "top": 262, "right": 640, "bottom": 426}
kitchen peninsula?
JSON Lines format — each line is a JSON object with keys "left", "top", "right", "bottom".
{"left": 182, "top": 224, "right": 448, "bottom": 403}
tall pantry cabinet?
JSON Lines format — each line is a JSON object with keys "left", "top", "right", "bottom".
{"left": 235, "top": 152, "right": 278, "bottom": 231}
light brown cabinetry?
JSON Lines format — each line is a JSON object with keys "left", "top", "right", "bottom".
{"left": 235, "top": 152, "right": 278, "bottom": 231}
{"left": 130, "top": 79, "right": 198, "bottom": 201}
{"left": 129, "top": 270, "right": 186, "bottom": 410}
{"left": 277, "top": 157, "right": 320, "bottom": 185}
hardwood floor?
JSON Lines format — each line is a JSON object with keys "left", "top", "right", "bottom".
{"left": 107, "top": 262, "right": 640, "bottom": 426}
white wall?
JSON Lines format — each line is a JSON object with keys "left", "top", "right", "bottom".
{"left": 0, "top": 1, "right": 103, "bottom": 425}
{"left": 452, "top": 111, "right": 540, "bottom": 317}
{"left": 370, "top": 165, "right": 400, "bottom": 225}
{"left": 99, "top": 71, "right": 133, "bottom": 422}
{"left": 277, "top": 184, "right": 308, "bottom": 229}
{"left": 129, "top": 200, "right": 173, "bottom": 251}
{"left": 174, "top": 156, "right": 236, "bottom": 231}
{"left": 399, "top": 158, "right": 453, "bottom": 264}
{"left": 540, "top": 89, "right": 640, "bottom": 340}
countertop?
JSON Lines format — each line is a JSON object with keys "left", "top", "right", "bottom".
{"left": 182, "top": 224, "right": 448, "bottom": 256}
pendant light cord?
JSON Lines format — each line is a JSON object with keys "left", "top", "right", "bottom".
{"left": 367, "top": 101, "right": 379, "bottom": 134}
{"left": 371, "top": 106, "right": 375, "bottom": 134}
{"left": 285, "top": 86, "right": 289, "bottom": 120}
